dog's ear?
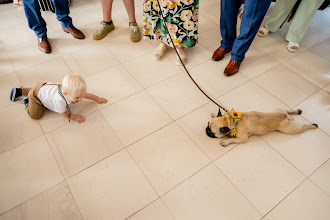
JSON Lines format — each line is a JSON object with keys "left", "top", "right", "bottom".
{"left": 217, "top": 108, "right": 222, "bottom": 117}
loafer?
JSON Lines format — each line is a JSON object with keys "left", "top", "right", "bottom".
{"left": 62, "top": 26, "right": 85, "bottom": 39}
{"left": 212, "top": 47, "right": 232, "bottom": 61}
{"left": 224, "top": 59, "right": 241, "bottom": 76}
{"left": 38, "top": 38, "right": 51, "bottom": 53}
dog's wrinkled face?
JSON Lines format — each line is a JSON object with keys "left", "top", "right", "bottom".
{"left": 206, "top": 109, "right": 231, "bottom": 138}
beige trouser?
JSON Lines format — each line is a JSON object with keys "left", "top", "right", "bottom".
{"left": 22, "top": 83, "right": 46, "bottom": 120}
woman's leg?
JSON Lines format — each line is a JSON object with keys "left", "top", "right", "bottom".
{"left": 285, "top": 0, "right": 324, "bottom": 43}
{"left": 264, "top": 0, "right": 298, "bottom": 33}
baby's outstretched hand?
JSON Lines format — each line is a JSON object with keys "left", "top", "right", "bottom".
{"left": 73, "top": 114, "right": 85, "bottom": 124}
{"left": 97, "top": 97, "right": 108, "bottom": 104}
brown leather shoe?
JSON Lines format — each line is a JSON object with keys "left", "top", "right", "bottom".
{"left": 38, "top": 38, "right": 51, "bottom": 53}
{"left": 62, "top": 26, "right": 85, "bottom": 39}
{"left": 224, "top": 60, "right": 241, "bottom": 76}
{"left": 212, "top": 47, "right": 232, "bottom": 61}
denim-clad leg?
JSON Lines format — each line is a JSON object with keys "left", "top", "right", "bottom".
{"left": 220, "top": 0, "right": 243, "bottom": 50}
{"left": 231, "top": 0, "right": 272, "bottom": 62}
{"left": 52, "top": 0, "right": 73, "bottom": 28}
{"left": 21, "top": 0, "right": 47, "bottom": 38}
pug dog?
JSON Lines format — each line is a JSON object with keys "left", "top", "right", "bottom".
{"left": 206, "top": 108, "right": 318, "bottom": 147}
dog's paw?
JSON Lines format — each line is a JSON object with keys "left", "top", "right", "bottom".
{"left": 312, "top": 123, "right": 318, "bottom": 128}
{"left": 298, "top": 109, "right": 302, "bottom": 115}
{"left": 220, "top": 141, "right": 227, "bottom": 147}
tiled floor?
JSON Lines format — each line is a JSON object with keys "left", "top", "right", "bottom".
{"left": 0, "top": 0, "right": 330, "bottom": 219}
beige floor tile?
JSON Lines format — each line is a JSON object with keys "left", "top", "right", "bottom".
{"left": 16, "top": 57, "right": 72, "bottom": 87}
{"left": 283, "top": 50, "right": 330, "bottom": 88}
{"left": 296, "top": 90, "right": 330, "bottom": 135}
{"left": 84, "top": 64, "right": 143, "bottom": 109}
{"left": 176, "top": 102, "right": 237, "bottom": 161}
{"left": 64, "top": 44, "right": 119, "bottom": 77}
{"left": 123, "top": 52, "right": 181, "bottom": 88}
{"left": 215, "top": 136, "right": 305, "bottom": 215}
{"left": 0, "top": 104, "right": 43, "bottom": 153}
{"left": 67, "top": 150, "right": 158, "bottom": 220}
{"left": 128, "top": 123, "right": 210, "bottom": 195}
{"left": 218, "top": 81, "right": 288, "bottom": 113}
{"left": 0, "top": 136, "right": 63, "bottom": 214}
{"left": 262, "top": 116, "right": 330, "bottom": 176}
{"left": 147, "top": 73, "right": 210, "bottom": 120}
{"left": 253, "top": 64, "right": 320, "bottom": 108}
{"left": 198, "top": 14, "right": 218, "bottom": 33}
{"left": 165, "top": 44, "right": 212, "bottom": 69}
{"left": 252, "top": 30, "right": 300, "bottom": 63}
{"left": 0, "top": 44, "right": 15, "bottom": 77}
{"left": 39, "top": 98, "right": 98, "bottom": 133}
{"left": 127, "top": 199, "right": 174, "bottom": 220}
{"left": 0, "top": 23, "right": 36, "bottom": 48}
{"left": 239, "top": 47, "right": 279, "bottom": 79}
{"left": 102, "top": 27, "right": 154, "bottom": 63}
{"left": 309, "top": 38, "right": 330, "bottom": 62}
{"left": 324, "top": 84, "right": 330, "bottom": 94}
{"left": 199, "top": 3, "right": 220, "bottom": 26}
{"left": 0, "top": 181, "right": 82, "bottom": 220}
{"left": 199, "top": 27, "right": 222, "bottom": 53}
{"left": 4, "top": 40, "right": 60, "bottom": 71}
{"left": 188, "top": 60, "right": 249, "bottom": 98}
{"left": 100, "top": 91, "right": 172, "bottom": 146}
{"left": 0, "top": 6, "right": 26, "bottom": 30}
{"left": 46, "top": 111, "right": 123, "bottom": 178}
{"left": 162, "top": 164, "right": 261, "bottom": 220}
{"left": 0, "top": 72, "right": 21, "bottom": 110}
{"left": 265, "top": 180, "right": 330, "bottom": 220}
{"left": 310, "top": 159, "right": 330, "bottom": 196}
{"left": 50, "top": 27, "right": 99, "bottom": 56}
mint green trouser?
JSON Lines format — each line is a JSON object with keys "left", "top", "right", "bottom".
{"left": 265, "top": 0, "right": 324, "bottom": 43}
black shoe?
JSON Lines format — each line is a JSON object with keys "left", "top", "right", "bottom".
{"left": 10, "top": 87, "right": 23, "bottom": 102}
{"left": 23, "top": 97, "right": 29, "bottom": 106}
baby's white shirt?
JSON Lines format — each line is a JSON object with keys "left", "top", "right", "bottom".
{"left": 37, "top": 83, "right": 70, "bottom": 114}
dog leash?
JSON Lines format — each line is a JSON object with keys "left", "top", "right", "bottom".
{"left": 155, "top": 0, "right": 229, "bottom": 113}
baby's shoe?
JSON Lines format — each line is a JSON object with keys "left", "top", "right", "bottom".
{"left": 10, "top": 87, "right": 23, "bottom": 102}
{"left": 23, "top": 97, "right": 29, "bottom": 106}
{"left": 129, "top": 22, "right": 141, "bottom": 42}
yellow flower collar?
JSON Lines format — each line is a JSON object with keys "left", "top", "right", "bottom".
{"left": 222, "top": 109, "right": 241, "bottom": 137}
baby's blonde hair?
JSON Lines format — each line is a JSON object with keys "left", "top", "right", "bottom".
{"left": 62, "top": 74, "right": 87, "bottom": 96}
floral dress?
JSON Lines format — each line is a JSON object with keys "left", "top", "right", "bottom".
{"left": 143, "top": 0, "right": 199, "bottom": 48}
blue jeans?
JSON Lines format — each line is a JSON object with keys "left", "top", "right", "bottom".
{"left": 21, "top": 0, "right": 73, "bottom": 38}
{"left": 220, "top": 0, "right": 272, "bottom": 62}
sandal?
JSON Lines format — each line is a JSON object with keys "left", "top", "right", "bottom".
{"left": 176, "top": 48, "right": 187, "bottom": 66}
{"left": 287, "top": 42, "right": 299, "bottom": 53}
{"left": 153, "top": 43, "right": 167, "bottom": 61}
{"left": 257, "top": 26, "right": 269, "bottom": 37}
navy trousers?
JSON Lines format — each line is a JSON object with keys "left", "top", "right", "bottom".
{"left": 220, "top": 0, "right": 272, "bottom": 62}
{"left": 21, "top": 0, "right": 73, "bottom": 38}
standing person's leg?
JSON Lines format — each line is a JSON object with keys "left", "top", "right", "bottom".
{"left": 122, "top": 0, "right": 136, "bottom": 22}
{"left": 53, "top": 0, "right": 85, "bottom": 39}
{"left": 231, "top": 0, "right": 272, "bottom": 62}
{"left": 51, "top": 0, "right": 72, "bottom": 28}
{"left": 21, "top": 0, "right": 47, "bottom": 38}
{"left": 123, "top": 0, "right": 141, "bottom": 42}
{"left": 286, "top": 0, "right": 324, "bottom": 44}
{"left": 224, "top": 0, "right": 272, "bottom": 76}
{"left": 220, "top": 0, "right": 243, "bottom": 50}
{"left": 263, "top": 0, "right": 298, "bottom": 33}
{"left": 93, "top": 0, "right": 116, "bottom": 40}
{"left": 212, "top": 0, "right": 242, "bottom": 61}
{"left": 21, "top": 0, "right": 52, "bottom": 53}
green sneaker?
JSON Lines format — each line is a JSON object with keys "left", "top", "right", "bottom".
{"left": 93, "top": 21, "right": 115, "bottom": 40}
{"left": 129, "top": 22, "right": 141, "bottom": 42}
